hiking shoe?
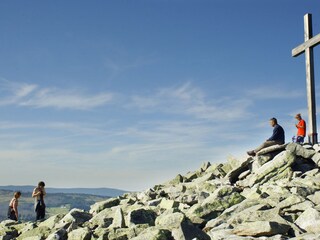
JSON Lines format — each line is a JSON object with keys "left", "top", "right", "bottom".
{"left": 247, "top": 150, "right": 256, "bottom": 156}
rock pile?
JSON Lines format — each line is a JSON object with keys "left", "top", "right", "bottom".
{"left": 2, "top": 143, "right": 320, "bottom": 239}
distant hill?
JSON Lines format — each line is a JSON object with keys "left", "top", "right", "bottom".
{"left": 0, "top": 185, "right": 128, "bottom": 197}
{"left": 0, "top": 189, "right": 107, "bottom": 222}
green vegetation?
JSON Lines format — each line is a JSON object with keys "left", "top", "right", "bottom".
{"left": 0, "top": 190, "right": 107, "bottom": 222}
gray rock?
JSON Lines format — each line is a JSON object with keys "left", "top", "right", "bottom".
{"left": 225, "top": 157, "right": 253, "bottom": 184}
{"left": 89, "top": 208, "right": 114, "bottom": 228}
{"left": 0, "top": 224, "right": 18, "bottom": 240}
{"left": 59, "top": 208, "right": 92, "bottom": 226}
{"left": 131, "top": 228, "right": 172, "bottom": 240}
{"left": 93, "top": 227, "right": 109, "bottom": 240}
{"left": 184, "top": 171, "right": 200, "bottom": 182}
{"left": 128, "top": 208, "right": 157, "bottom": 226}
{"left": 147, "top": 198, "right": 162, "bottom": 207}
{"left": 108, "top": 227, "right": 145, "bottom": 240}
{"left": 46, "top": 229, "right": 68, "bottom": 240}
{"left": 168, "top": 174, "right": 184, "bottom": 185}
{"left": 38, "top": 214, "right": 65, "bottom": 229}
{"left": 238, "top": 169, "right": 251, "bottom": 180}
{"left": 205, "top": 163, "right": 226, "bottom": 178}
{"left": 286, "top": 143, "right": 316, "bottom": 159}
{"left": 204, "top": 199, "right": 263, "bottom": 231}
{"left": 112, "top": 207, "right": 126, "bottom": 228}
{"left": 200, "top": 161, "right": 211, "bottom": 172}
{"left": 68, "top": 227, "right": 91, "bottom": 240}
{"left": 171, "top": 220, "right": 211, "bottom": 240}
{"left": 295, "top": 207, "right": 320, "bottom": 233}
{"left": 227, "top": 206, "right": 287, "bottom": 226}
{"left": 155, "top": 212, "right": 185, "bottom": 230}
{"left": 290, "top": 233, "right": 320, "bottom": 240}
{"left": 159, "top": 198, "right": 179, "bottom": 210}
{"left": 313, "top": 144, "right": 320, "bottom": 152}
{"left": 16, "top": 226, "right": 51, "bottom": 240}
{"left": 18, "top": 237, "right": 42, "bottom": 240}
{"left": 307, "top": 191, "right": 320, "bottom": 205}
{"left": 90, "top": 198, "right": 120, "bottom": 215}
{"left": 312, "top": 152, "right": 320, "bottom": 165}
{"left": 240, "top": 150, "right": 296, "bottom": 187}
{"left": 232, "top": 221, "right": 290, "bottom": 237}
{"left": 256, "top": 144, "right": 286, "bottom": 156}
{"left": 187, "top": 186, "right": 245, "bottom": 221}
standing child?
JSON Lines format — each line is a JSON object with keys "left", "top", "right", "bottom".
{"left": 7, "top": 191, "right": 21, "bottom": 221}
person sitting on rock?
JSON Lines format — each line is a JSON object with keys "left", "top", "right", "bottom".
{"left": 247, "top": 117, "right": 285, "bottom": 156}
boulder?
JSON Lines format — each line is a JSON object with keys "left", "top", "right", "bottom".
{"left": 108, "top": 227, "right": 145, "bottom": 240}
{"left": 88, "top": 208, "right": 114, "bottom": 228}
{"left": 159, "top": 198, "right": 179, "bottom": 210}
{"left": 128, "top": 208, "right": 157, "bottom": 226}
{"left": 131, "top": 228, "right": 172, "bottom": 240}
{"left": 200, "top": 161, "right": 211, "bottom": 172}
{"left": 286, "top": 143, "right": 316, "bottom": 159}
{"left": 225, "top": 157, "right": 253, "bottom": 184}
{"left": 307, "top": 191, "right": 320, "bottom": 205}
{"left": 68, "top": 227, "right": 91, "bottom": 240}
{"left": 111, "top": 207, "right": 126, "bottom": 228}
{"left": 0, "top": 224, "right": 18, "bottom": 240}
{"left": 59, "top": 208, "right": 92, "bottom": 226}
{"left": 155, "top": 212, "right": 185, "bottom": 230}
{"left": 205, "top": 163, "right": 226, "bottom": 178}
{"left": 38, "top": 214, "right": 65, "bottom": 229}
{"left": 239, "top": 150, "right": 296, "bottom": 187}
{"left": 171, "top": 221, "right": 211, "bottom": 240}
{"left": 46, "top": 229, "right": 68, "bottom": 240}
{"left": 232, "top": 221, "right": 290, "bottom": 237}
{"left": 168, "top": 174, "right": 184, "bottom": 185}
{"left": 187, "top": 186, "right": 245, "bottom": 221}
{"left": 295, "top": 207, "right": 320, "bottom": 233}
{"left": 16, "top": 226, "right": 51, "bottom": 240}
{"left": 90, "top": 198, "right": 120, "bottom": 214}
{"left": 256, "top": 144, "right": 286, "bottom": 156}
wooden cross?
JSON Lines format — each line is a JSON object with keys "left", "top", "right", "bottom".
{"left": 292, "top": 13, "right": 320, "bottom": 145}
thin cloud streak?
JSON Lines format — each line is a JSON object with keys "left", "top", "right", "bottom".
{"left": 0, "top": 78, "right": 114, "bottom": 110}
{"left": 130, "top": 82, "right": 253, "bottom": 122}
{"left": 245, "top": 86, "right": 304, "bottom": 99}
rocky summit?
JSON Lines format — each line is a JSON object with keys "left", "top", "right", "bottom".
{"left": 2, "top": 143, "right": 320, "bottom": 240}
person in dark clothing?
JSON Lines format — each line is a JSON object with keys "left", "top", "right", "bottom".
{"left": 247, "top": 117, "right": 285, "bottom": 156}
{"left": 32, "top": 181, "right": 46, "bottom": 220}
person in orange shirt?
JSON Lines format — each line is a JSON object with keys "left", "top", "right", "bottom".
{"left": 295, "top": 113, "right": 306, "bottom": 144}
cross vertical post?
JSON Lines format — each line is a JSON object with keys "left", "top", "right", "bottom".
{"left": 292, "top": 13, "right": 320, "bottom": 145}
{"left": 304, "top": 14, "right": 317, "bottom": 145}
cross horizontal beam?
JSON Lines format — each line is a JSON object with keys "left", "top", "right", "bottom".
{"left": 292, "top": 32, "right": 320, "bottom": 57}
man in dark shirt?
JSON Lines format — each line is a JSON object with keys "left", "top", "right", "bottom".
{"left": 247, "top": 117, "right": 285, "bottom": 156}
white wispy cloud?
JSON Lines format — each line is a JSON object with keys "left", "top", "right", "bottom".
{"left": 245, "top": 86, "right": 304, "bottom": 99}
{"left": 0, "top": 78, "right": 114, "bottom": 110}
{"left": 130, "top": 82, "right": 253, "bottom": 122}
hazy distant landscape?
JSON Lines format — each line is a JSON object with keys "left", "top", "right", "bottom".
{"left": 0, "top": 186, "right": 127, "bottom": 221}
{"left": 0, "top": 186, "right": 127, "bottom": 197}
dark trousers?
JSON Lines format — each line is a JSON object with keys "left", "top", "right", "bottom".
{"left": 35, "top": 202, "right": 45, "bottom": 220}
{"left": 7, "top": 207, "right": 17, "bottom": 221}
{"left": 296, "top": 136, "right": 304, "bottom": 144}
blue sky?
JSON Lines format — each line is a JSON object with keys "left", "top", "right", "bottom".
{"left": 0, "top": 0, "right": 320, "bottom": 191}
